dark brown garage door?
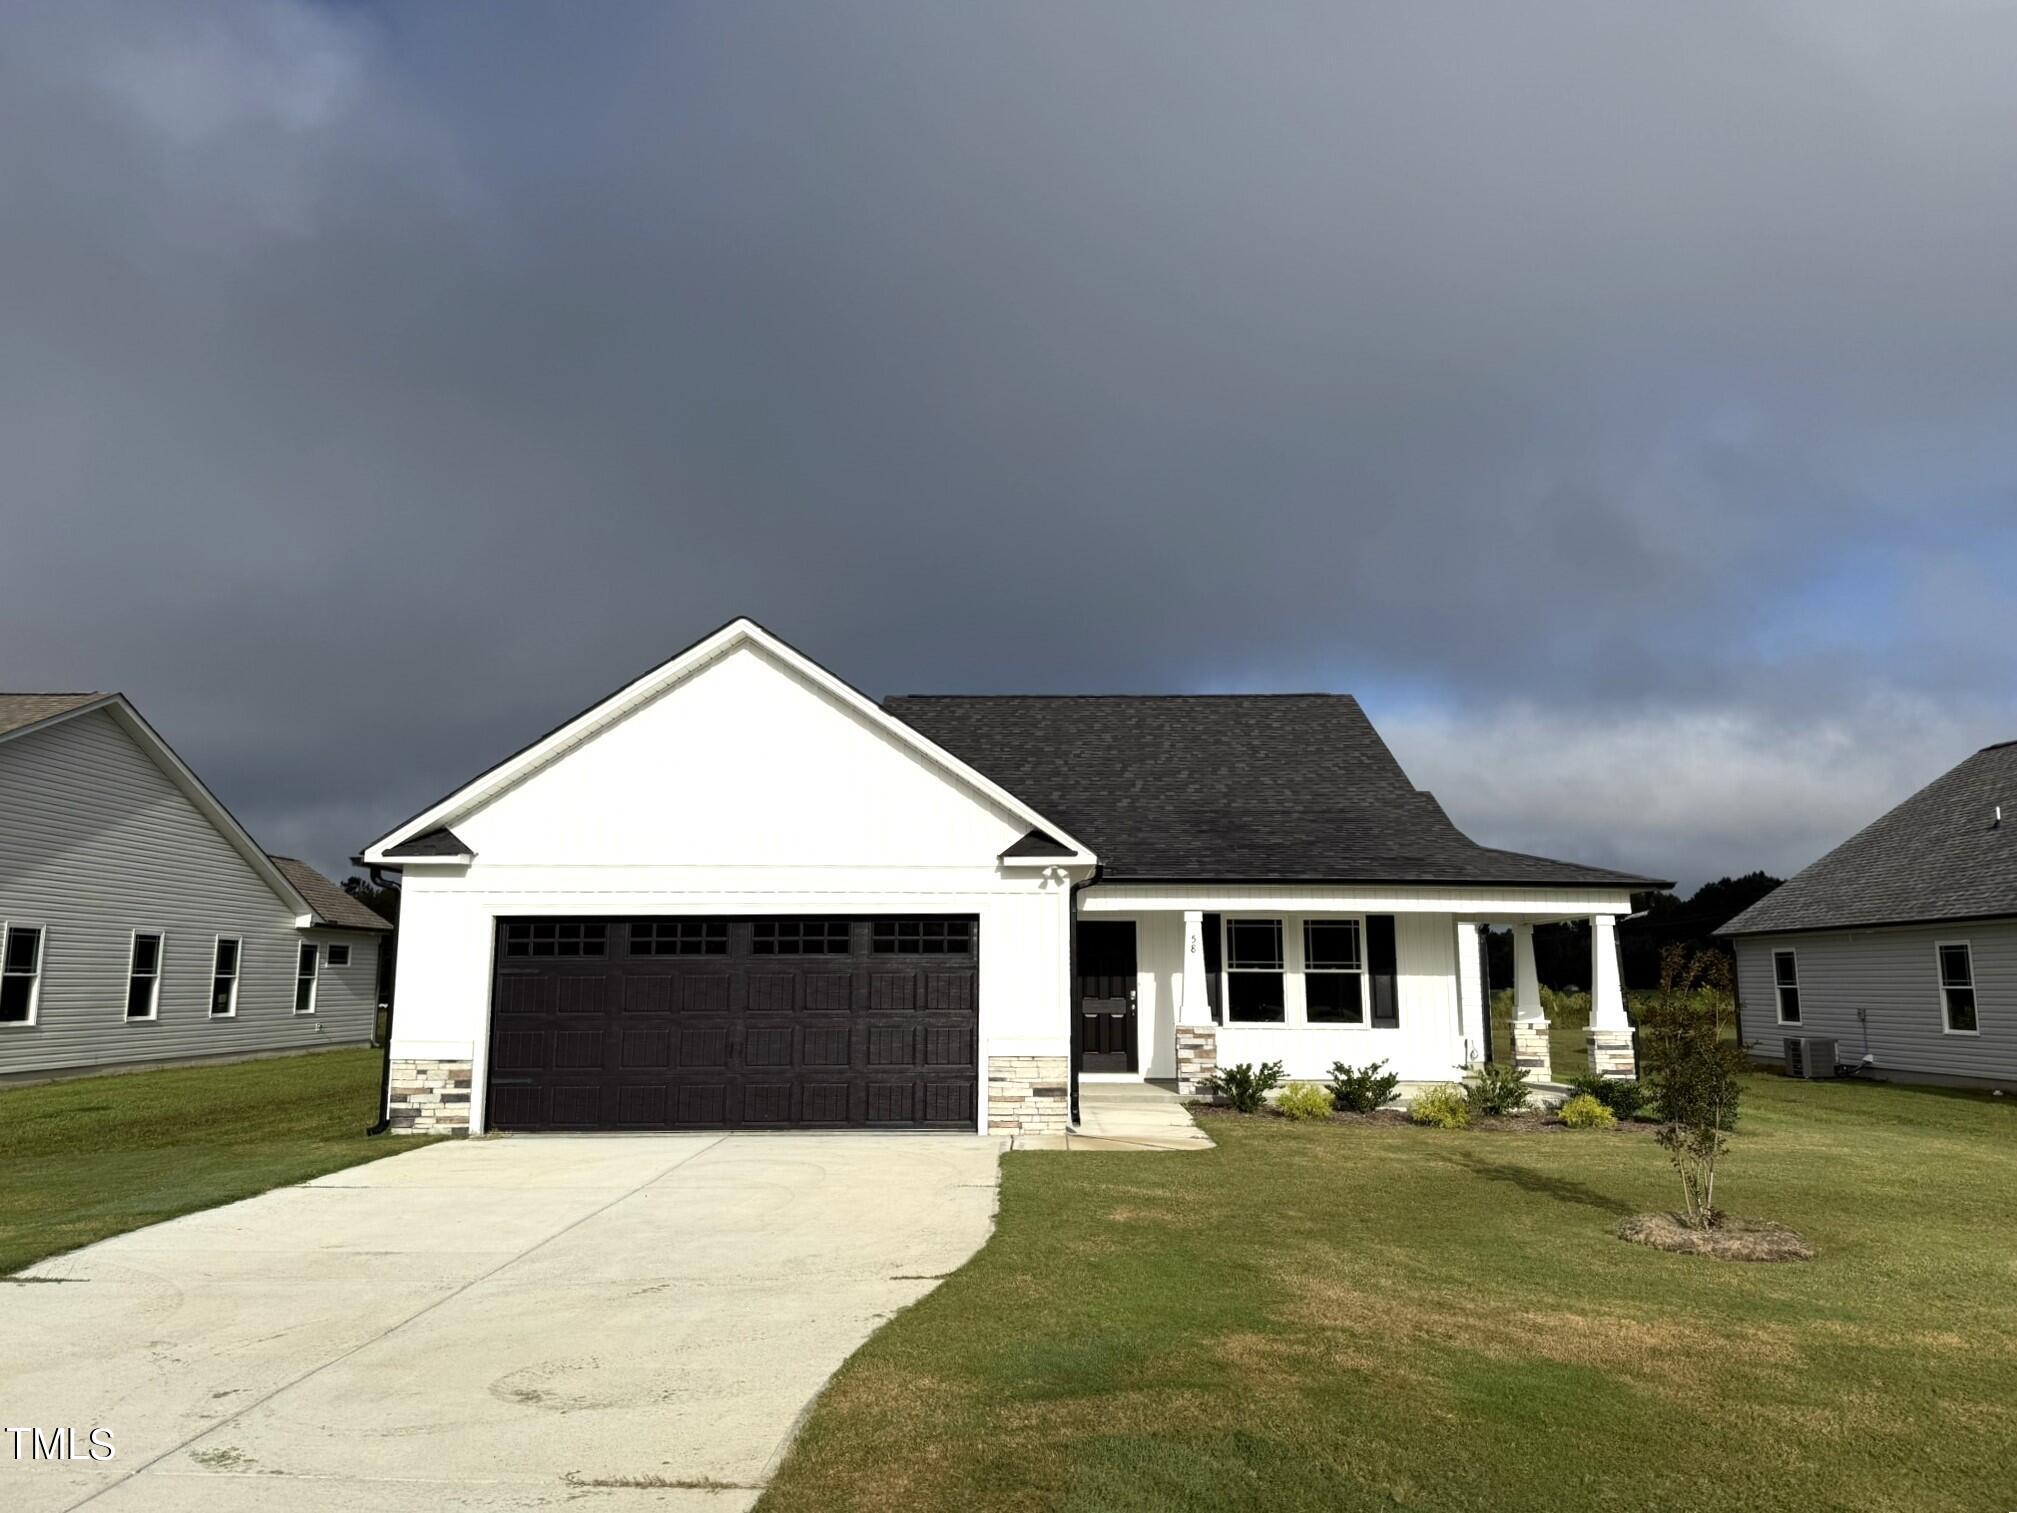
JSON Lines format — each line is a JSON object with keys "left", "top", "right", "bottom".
{"left": 485, "top": 916, "right": 979, "bottom": 1131}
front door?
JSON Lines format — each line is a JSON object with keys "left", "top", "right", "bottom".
{"left": 1076, "top": 920, "right": 1138, "bottom": 1073}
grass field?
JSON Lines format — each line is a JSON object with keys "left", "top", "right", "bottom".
{"left": 0, "top": 1047, "right": 441, "bottom": 1275}
{"left": 761, "top": 1073, "right": 2017, "bottom": 1513}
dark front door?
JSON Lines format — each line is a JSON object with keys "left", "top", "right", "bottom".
{"left": 1076, "top": 920, "right": 1138, "bottom": 1073}
{"left": 486, "top": 916, "right": 979, "bottom": 1131}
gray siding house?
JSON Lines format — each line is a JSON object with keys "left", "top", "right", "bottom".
{"left": 1721, "top": 740, "right": 2017, "bottom": 1089}
{"left": 0, "top": 694, "right": 390, "bottom": 1080}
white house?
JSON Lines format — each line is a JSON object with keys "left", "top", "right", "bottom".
{"left": 360, "top": 620, "right": 1666, "bottom": 1135}
{"left": 0, "top": 694, "right": 390, "bottom": 1080}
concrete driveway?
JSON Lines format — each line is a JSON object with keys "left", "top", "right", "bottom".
{"left": 0, "top": 1133, "right": 1002, "bottom": 1512}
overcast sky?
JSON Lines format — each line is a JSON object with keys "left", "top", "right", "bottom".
{"left": 7, "top": 1, "right": 2016, "bottom": 891}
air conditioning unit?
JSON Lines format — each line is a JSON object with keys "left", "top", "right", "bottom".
{"left": 1784, "top": 1036, "right": 1837, "bottom": 1080}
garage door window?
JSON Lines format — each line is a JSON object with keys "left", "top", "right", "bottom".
{"left": 751, "top": 918, "right": 849, "bottom": 954}
{"left": 631, "top": 919, "right": 728, "bottom": 956}
{"left": 873, "top": 919, "right": 974, "bottom": 954}
{"left": 504, "top": 920, "right": 608, "bottom": 958}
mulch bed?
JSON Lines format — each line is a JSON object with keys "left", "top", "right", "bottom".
{"left": 1615, "top": 1211, "right": 1816, "bottom": 1262}
{"left": 1187, "top": 1104, "right": 1658, "bottom": 1135}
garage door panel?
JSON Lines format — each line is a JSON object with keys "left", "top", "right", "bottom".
{"left": 486, "top": 916, "right": 976, "bottom": 1131}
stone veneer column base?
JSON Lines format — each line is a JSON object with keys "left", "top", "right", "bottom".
{"left": 1175, "top": 1024, "right": 1218, "bottom": 1097}
{"left": 1511, "top": 1020, "right": 1553, "bottom": 1084}
{"left": 987, "top": 1056, "right": 1069, "bottom": 1136}
{"left": 388, "top": 1058, "right": 473, "bottom": 1133}
{"left": 1585, "top": 1028, "right": 1637, "bottom": 1081}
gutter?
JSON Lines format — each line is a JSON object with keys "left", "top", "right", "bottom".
{"left": 354, "top": 857, "right": 402, "bottom": 1137}
{"left": 1067, "top": 865, "right": 1100, "bottom": 1128}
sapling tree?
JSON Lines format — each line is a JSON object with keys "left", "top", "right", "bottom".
{"left": 1635, "top": 945, "right": 1749, "bottom": 1228}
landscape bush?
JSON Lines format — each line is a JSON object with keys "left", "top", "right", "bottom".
{"left": 1464, "top": 1059, "right": 1532, "bottom": 1117}
{"left": 1408, "top": 1084, "right": 1472, "bottom": 1129}
{"left": 1557, "top": 1093, "right": 1617, "bottom": 1129}
{"left": 1209, "top": 1060, "right": 1284, "bottom": 1114}
{"left": 1565, "top": 1072, "right": 1649, "bottom": 1121}
{"left": 1275, "top": 1083, "right": 1336, "bottom": 1121}
{"left": 1326, "top": 1059, "right": 1401, "bottom": 1113}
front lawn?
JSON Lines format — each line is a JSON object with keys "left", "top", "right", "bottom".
{"left": 762, "top": 1075, "right": 2017, "bottom": 1512}
{"left": 0, "top": 1047, "right": 441, "bottom": 1275}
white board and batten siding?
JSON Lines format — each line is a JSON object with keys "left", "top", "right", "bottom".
{"left": 0, "top": 708, "right": 379, "bottom": 1078}
{"left": 389, "top": 640, "right": 1077, "bottom": 1132}
{"left": 1735, "top": 925, "right": 2017, "bottom": 1086}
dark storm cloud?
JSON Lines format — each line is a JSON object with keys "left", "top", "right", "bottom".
{"left": 5, "top": 0, "right": 2017, "bottom": 887}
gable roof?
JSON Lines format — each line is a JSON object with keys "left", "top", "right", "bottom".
{"left": 361, "top": 619, "right": 1095, "bottom": 866}
{"left": 1720, "top": 741, "right": 2017, "bottom": 936}
{"left": 0, "top": 692, "right": 316, "bottom": 921}
{"left": 884, "top": 694, "right": 1668, "bottom": 889}
{"left": 269, "top": 855, "right": 393, "bottom": 931}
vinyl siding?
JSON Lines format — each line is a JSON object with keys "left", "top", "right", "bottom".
{"left": 0, "top": 709, "right": 379, "bottom": 1076}
{"left": 1735, "top": 924, "right": 2017, "bottom": 1084}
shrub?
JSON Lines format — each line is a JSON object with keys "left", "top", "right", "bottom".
{"left": 1408, "top": 1084, "right": 1472, "bottom": 1129}
{"left": 1463, "top": 1060, "right": 1532, "bottom": 1117}
{"left": 1558, "top": 1093, "right": 1617, "bottom": 1129}
{"left": 1275, "top": 1083, "right": 1336, "bottom": 1121}
{"left": 1565, "top": 1072, "right": 1649, "bottom": 1122}
{"left": 1209, "top": 1060, "right": 1284, "bottom": 1114}
{"left": 1326, "top": 1059, "right": 1401, "bottom": 1113}
{"left": 1637, "top": 946, "right": 1749, "bottom": 1228}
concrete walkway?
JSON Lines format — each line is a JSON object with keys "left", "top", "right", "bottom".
{"left": 1013, "top": 1081, "right": 1214, "bottom": 1151}
{"left": 0, "top": 1133, "right": 1002, "bottom": 1512}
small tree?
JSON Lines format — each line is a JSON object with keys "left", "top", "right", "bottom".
{"left": 1635, "top": 945, "right": 1748, "bottom": 1228}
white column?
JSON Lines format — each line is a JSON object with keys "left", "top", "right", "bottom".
{"left": 1454, "top": 921, "right": 1484, "bottom": 1059}
{"left": 1589, "top": 914, "right": 1629, "bottom": 1030}
{"left": 1512, "top": 922, "right": 1545, "bottom": 1023}
{"left": 1179, "top": 910, "right": 1210, "bottom": 1025}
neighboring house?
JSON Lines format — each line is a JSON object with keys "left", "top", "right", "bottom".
{"left": 0, "top": 694, "right": 392, "bottom": 1080}
{"left": 1720, "top": 741, "right": 2017, "bottom": 1088}
{"left": 360, "top": 619, "right": 1668, "bottom": 1135}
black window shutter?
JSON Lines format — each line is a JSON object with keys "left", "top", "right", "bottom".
{"left": 1367, "top": 915, "right": 1399, "bottom": 1028}
{"left": 1203, "top": 913, "right": 1222, "bottom": 1021}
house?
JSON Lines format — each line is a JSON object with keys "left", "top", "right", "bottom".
{"left": 0, "top": 694, "right": 391, "bottom": 1080}
{"left": 1720, "top": 741, "right": 2017, "bottom": 1088}
{"left": 359, "top": 619, "right": 1668, "bottom": 1135}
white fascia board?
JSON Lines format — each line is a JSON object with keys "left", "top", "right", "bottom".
{"left": 363, "top": 618, "right": 1098, "bottom": 866}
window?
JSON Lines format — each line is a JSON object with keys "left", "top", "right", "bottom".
{"left": 211, "top": 938, "right": 241, "bottom": 1017}
{"left": 752, "top": 918, "right": 850, "bottom": 955}
{"left": 1226, "top": 919, "right": 1285, "bottom": 1023}
{"left": 1, "top": 924, "right": 43, "bottom": 1025}
{"left": 1303, "top": 919, "right": 1365, "bottom": 1024}
{"left": 127, "top": 931, "right": 163, "bottom": 1020}
{"left": 1937, "top": 942, "right": 1978, "bottom": 1034}
{"left": 872, "top": 918, "right": 974, "bottom": 954}
{"left": 327, "top": 943, "right": 351, "bottom": 968}
{"left": 503, "top": 920, "right": 608, "bottom": 958}
{"left": 1772, "top": 949, "right": 1800, "bottom": 1025}
{"left": 631, "top": 919, "right": 728, "bottom": 956}
{"left": 294, "top": 942, "right": 319, "bottom": 1015}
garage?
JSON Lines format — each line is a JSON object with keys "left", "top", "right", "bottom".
{"left": 485, "top": 915, "right": 980, "bottom": 1131}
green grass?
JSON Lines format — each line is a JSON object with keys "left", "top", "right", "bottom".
{"left": 761, "top": 1075, "right": 2017, "bottom": 1512}
{"left": 0, "top": 1047, "right": 444, "bottom": 1275}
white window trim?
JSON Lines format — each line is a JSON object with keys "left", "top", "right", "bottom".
{"left": 0, "top": 919, "right": 48, "bottom": 1028}
{"left": 326, "top": 941, "right": 352, "bottom": 968}
{"left": 126, "top": 928, "right": 165, "bottom": 1022}
{"left": 1302, "top": 916, "right": 1369, "bottom": 1028}
{"left": 211, "top": 935, "right": 242, "bottom": 1019}
{"left": 1771, "top": 948, "right": 1801, "bottom": 1027}
{"left": 1934, "top": 939, "right": 1980, "bottom": 1037}
{"left": 1223, "top": 916, "right": 1288, "bottom": 1026}
{"left": 294, "top": 941, "right": 320, "bottom": 1016}
{"left": 1219, "top": 913, "right": 1378, "bottom": 1030}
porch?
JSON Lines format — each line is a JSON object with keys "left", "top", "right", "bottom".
{"left": 1073, "top": 884, "right": 1639, "bottom": 1097}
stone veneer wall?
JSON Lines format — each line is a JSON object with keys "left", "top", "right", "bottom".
{"left": 1175, "top": 1024, "right": 1218, "bottom": 1097}
{"left": 388, "top": 1058, "right": 473, "bottom": 1133}
{"left": 1510, "top": 1020, "right": 1553, "bottom": 1083}
{"left": 1585, "top": 1028, "right": 1637, "bottom": 1080}
{"left": 986, "top": 1056, "right": 1069, "bottom": 1136}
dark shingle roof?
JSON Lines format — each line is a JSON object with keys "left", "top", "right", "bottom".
{"left": 1720, "top": 742, "right": 2017, "bottom": 936}
{"left": 0, "top": 693, "right": 108, "bottom": 740}
{"left": 1002, "top": 828, "right": 1076, "bottom": 858}
{"left": 383, "top": 826, "right": 471, "bottom": 859}
{"left": 269, "top": 856, "right": 393, "bottom": 931}
{"left": 884, "top": 694, "right": 1666, "bottom": 888}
